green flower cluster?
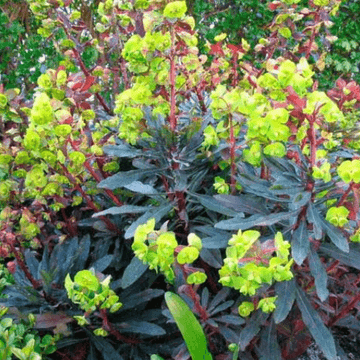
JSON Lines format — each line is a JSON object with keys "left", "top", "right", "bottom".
{"left": 132, "top": 219, "right": 206, "bottom": 285}
{"left": 238, "top": 296, "right": 278, "bottom": 317}
{"left": 219, "top": 231, "right": 293, "bottom": 313}
{"left": 326, "top": 206, "right": 350, "bottom": 227}
{"left": 0, "top": 307, "right": 58, "bottom": 360}
{"left": 65, "top": 269, "right": 122, "bottom": 336}
{"left": 112, "top": 1, "right": 201, "bottom": 144}
{"left": 337, "top": 159, "right": 360, "bottom": 183}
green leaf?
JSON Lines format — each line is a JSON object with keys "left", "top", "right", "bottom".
{"left": 74, "top": 270, "right": 100, "bottom": 291}
{"left": 295, "top": 287, "right": 337, "bottom": 360}
{"left": 165, "top": 292, "right": 213, "bottom": 360}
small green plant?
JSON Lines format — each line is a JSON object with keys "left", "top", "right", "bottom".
{"left": 65, "top": 269, "right": 122, "bottom": 336}
{"left": 0, "top": 306, "right": 58, "bottom": 360}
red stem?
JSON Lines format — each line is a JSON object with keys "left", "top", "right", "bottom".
{"left": 337, "top": 182, "right": 353, "bottom": 207}
{"left": 327, "top": 292, "right": 360, "bottom": 327}
{"left": 71, "top": 49, "right": 114, "bottom": 116}
{"left": 99, "top": 309, "right": 142, "bottom": 344}
{"left": 10, "top": 243, "right": 41, "bottom": 289}
{"left": 169, "top": 27, "right": 177, "bottom": 131}
{"left": 229, "top": 114, "right": 236, "bottom": 194}
{"left": 307, "top": 114, "right": 317, "bottom": 170}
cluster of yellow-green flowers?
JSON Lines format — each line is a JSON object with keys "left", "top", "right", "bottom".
{"left": 65, "top": 269, "right": 122, "bottom": 336}
{"left": 218, "top": 230, "right": 294, "bottom": 317}
{"left": 132, "top": 218, "right": 207, "bottom": 285}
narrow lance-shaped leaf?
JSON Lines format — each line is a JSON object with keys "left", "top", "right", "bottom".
{"left": 274, "top": 279, "right": 296, "bottom": 324}
{"left": 308, "top": 246, "right": 329, "bottom": 301}
{"left": 295, "top": 286, "right": 337, "bottom": 360}
{"left": 165, "top": 292, "right": 213, "bottom": 360}
{"left": 291, "top": 220, "right": 309, "bottom": 265}
{"left": 215, "top": 210, "right": 300, "bottom": 231}
{"left": 258, "top": 318, "right": 282, "bottom": 360}
{"left": 238, "top": 310, "right": 269, "bottom": 351}
{"left": 319, "top": 217, "right": 349, "bottom": 253}
{"left": 320, "top": 243, "right": 360, "bottom": 270}
{"left": 98, "top": 168, "right": 162, "bottom": 190}
{"left": 306, "top": 203, "right": 323, "bottom": 240}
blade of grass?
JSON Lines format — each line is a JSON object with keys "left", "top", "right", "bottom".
{"left": 165, "top": 292, "right": 213, "bottom": 360}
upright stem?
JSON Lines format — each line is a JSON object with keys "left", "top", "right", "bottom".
{"left": 9, "top": 243, "right": 41, "bottom": 289}
{"left": 307, "top": 114, "right": 317, "bottom": 171}
{"left": 169, "top": 26, "right": 177, "bottom": 131}
{"left": 229, "top": 114, "right": 236, "bottom": 194}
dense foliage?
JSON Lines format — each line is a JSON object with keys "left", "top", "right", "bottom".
{"left": 0, "top": 0, "right": 360, "bottom": 359}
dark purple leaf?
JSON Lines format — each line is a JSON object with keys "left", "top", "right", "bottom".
{"left": 98, "top": 168, "right": 161, "bottom": 190}
{"left": 239, "top": 311, "right": 269, "bottom": 351}
{"left": 218, "top": 326, "right": 239, "bottom": 343}
{"left": 102, "top": 144, "right": 141, "bottom": 158}
{"left": 207, "top": 288, "right": 231, "bottom": 313}
{"left": 306, "top": 203, "right": 323, "bottom": 240}
{"left": 291, "top": 220, "right": 309, "bottom": 265}
{"left": 120, "top": 289, "right": 164, "bottom": 311}
{"left": 92, "top": 255, "right": 113, "bottom": 273}
{"left": 124, "top": 181, "right": 158, "bottom": 194}
{"left": 119, "top": 256, "right": 148, "bottom": 289}
{"left": 91, "top": 336, "right": 124, "bottom": 360}
{"left": 274, "top": 279, "right": 296, "bottom": 324}
{"left": 117, "top": 321, "right": 166, "bottom": 336}
{"left": 309, "top": 246, "right": 329, "bottom": 301}
{"left": 320, "top": 243, "right": 360, "bottom": 270}
{"left": 202, "top": 235, "right": 231, "bottom": 249}
{"left": 190, "top": 193, "right": 239, "bottom": 216}
{"left": 208, "top": 300, "right": 234, "bottom": 316}
{"left": 213, "top": 314, "right": 245, "bottom": 326}
{"left": 201, "top": 287, "right": 210, "bottom": 309}
{"left": 258, "top": 318, "right": 282, "bottom": 360}
{"left": 320, "top": 218, "right": 349, "bottom": 253}
{"left": 213, "top": 194, "right": 268, "bottom": 215}
{"left": 295, "top": 287, "right": 337, "bottom": 360}
{"left": 215, "top": 210, "right": 300, "bottom": 231}
{"left": 93, "top": 205, "right": 149, "bottom": 218}
{"left": 200, "top": 248, "right": 223, "bottom": 268}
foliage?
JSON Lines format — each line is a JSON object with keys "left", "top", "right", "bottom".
{"left": 0, "top": 0, "right": 360, "bottom": 359}
{"left": 0, "top": 306, "right": 58, "bottom": 360}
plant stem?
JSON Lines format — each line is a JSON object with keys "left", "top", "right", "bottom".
{"left": 229, "top": 114, "right": 236, "bottom": 194}
{"left": 169, "top": 26, "right": 177, "bottom": 132}
{"left": 9, "top": 243, "right": 41, "bottom": 289}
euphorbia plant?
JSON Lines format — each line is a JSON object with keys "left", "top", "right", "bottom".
{"left": 0, "top": 0, "right": 360, "bottom": 359}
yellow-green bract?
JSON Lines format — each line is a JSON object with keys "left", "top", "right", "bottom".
{"left": 165, "top": 292, "right": 213, "bottom": 360}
